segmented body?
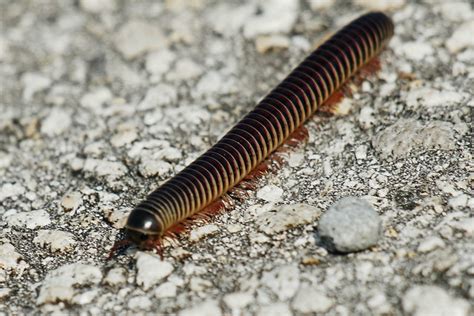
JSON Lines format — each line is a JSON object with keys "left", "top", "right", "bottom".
{"left": 125, "top": 12, "right": 394, "bottom": 244}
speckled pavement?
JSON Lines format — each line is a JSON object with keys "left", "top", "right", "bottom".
{"left": 0, "top": 0, "right": 473, "bottom": 315}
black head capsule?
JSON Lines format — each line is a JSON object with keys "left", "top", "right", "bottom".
{"left": 125, "top": 208, "right": 163, "bottom": 249}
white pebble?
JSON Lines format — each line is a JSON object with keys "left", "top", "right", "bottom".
{"left": 292, "top": 286, "right": 334, "bottom": 313}
{"left": 80, "top": 88, "right": 112, "bottom": 109}
{"left": 21, "top": 72, "right": 51, "bottom": 102}
{"left": 354, "top": 0, "right": 405, "bottom": 10}
{"left": 243, "top": 0, "right": 299, "bottom": 38}
{"left": 189, "top": 224, "right": 219, "bottom": 242}
{"left": 154, "top": 282, "right": 177, "bottom": 299}
{"left": 402, "top": 285, "right": 470, "bottom": 316}
{"left": 179, "top": 300, "right": 222, "bottom": 316}
{"left": 222, "top": 291, "right": 254, "bottom": 310}
{"left": 135, "top": 252, "right": 174, "bottom": 290}
{"left": 417, "top": 236, "right": 445, "bottom": 253}
{"left": 79, "top": 0, "right": 116, "bottom": 13}
{"left": 5, "top": 210, "right": 51, "bottom": 229}
{"left": 40, "top": 109, "right": 72, "bottom": 137}
{"left": 255, "top": 35, "right": 290, "bottom": 54}
{"left": 0, "top": 243, "right": 29, "bottom": 272}
{"left": 397, "top": 41, "right": 434, "bottom": 61}
{"left": 256, "top": 185, "right": 283, "bottom": 203}
{"left": 34, "top": 230, "right": 76, "bottom": 253}
{"left": 139, "top": 159, "right": 172, "bottom": 178}
{"left": 127, "top": 296, "right": 152, "bottom": 311}
{"left": 261, "top": 264, "right": 300, "bottom": 300}
{"left": 146, "top": 49, "right": 176, "bottom": 76}
{"left": 61, "top": 191, "right": 82, "bottom": 211}
{"left": 256, "top": 203, "right": 321, "bottom": 235}
{"left": 114, "top": 21, "right": 167, "bottom": 59}
{"left": 37, "top": 263, "right": 102, "bottom": 305}
{"left": 83, "top": 158, "right": 127, "bottom": 179}
{"left": 257, "top": 303, "right": 292, "bottom": 316}
{"left": 446, "top": 21, "right": 474, "bottom": 53}
{"left": 0, "top": 183, "right": 25, "bottom": 200}
{"left": 103, "top": 268, "right": 127, "bottom": 287}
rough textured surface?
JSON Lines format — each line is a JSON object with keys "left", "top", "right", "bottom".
{"left": 0, "top": 0, "right": 473, "bottom": 315}
{"left": 317, "top": 197, "right": 382, "bottom": 253}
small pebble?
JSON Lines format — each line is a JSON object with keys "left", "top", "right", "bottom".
{"left": 0, "top": 243, "right": 28, "bottom": 272}
{"left": 154, "top": 282, "right": 177, "bottom": 299}
{"left": 257, "top": 303, "right": 292, "bottom": 316}
{"left": 292, "top": 286, "right": 334, "bottom": 313}
{"left": 256, "top": 203, "right": 321, "bottom": 235}
{"left": 260, "top": 264, "right": 300, "bottom": 300}
{"left": 402, "top": 285, "right": 470, "bottom": 316}
{"left": 256, "top": 185, "right": 283, "bottom": 202}
{"left": 127, "top": 296, "right": 152, "bottom": 311}
{"left": 103, "top": 268, "right": 127, "bottom": 287}
{"left": 179, "top": 300, "right": 222, "bottom": 316}
{"left": 41, "top": 109, "right": 72, "bottom": 137}
{"left": 222, "top": 292, "right": 254, "bottom": 310}
{"left": 0, "top": 183, "right": 25, "bottom": 200}
{"left": 114, "top": 21, "right": 167, "bottom": 59}
{"left": 135, "top": 252, "right": 173, "bottom": 290}
{"left": 33, "top": 230, "right": 76, "bottom": 253}
{"left": 417, "top": 236, "right": 445, "bottom": 253}
{"left": 317, "top": 197, "right": 381, "bottom": 253}
{"left": 189, "top": 224, "right": 219, "bottom": 242}
{"left": 255, "top": 35, "right": 290, "bottom": 54}
{"left": 446, "top": 21, "right": 474, "bottom": 53}
{"left": 61, "top": 191, "right": 82, "bottom": 211}
{"left": 5, "top": 210, "right": 51, "bottom": 229}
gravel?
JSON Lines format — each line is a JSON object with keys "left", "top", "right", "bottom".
{"left": 317, "top": 197, "right": 382, "bottom": 253}
{"left": 1, "top": 0, "right": 472, "bottom": 314}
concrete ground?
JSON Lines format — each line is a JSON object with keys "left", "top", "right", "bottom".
{"left": 0, "top": 0, "right": 473, "bottom": 315}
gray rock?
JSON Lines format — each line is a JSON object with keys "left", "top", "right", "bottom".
{"left": 317, "top": 197, "right": 382, "bottom": 253}
{"left": 292, "top": 285, "right": 334, "bottom": 313}
{"left": 5, "top": 210, "right": 51, "bottom": 229}
{"left": 0, "top": 183, "right": 25, "bottom": 200}
{"left": 41, "top": 108, "right": 72, "bottom": 137}
{"left": 179, "top": 300, "right": 222, "bottom": 316}
{"left": 0, "top": 243, "right": 29, "bottom": 272}
{"left": 257, "top": 303, "right": 292, "bottom": 316}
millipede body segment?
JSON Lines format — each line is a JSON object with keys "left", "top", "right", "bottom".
{"left": 124, "top": 12, "right": 394, "bottom": 248}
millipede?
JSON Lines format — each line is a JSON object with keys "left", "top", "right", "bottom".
{"left": 116, "top": 12, "right": 394, "bottom": 255}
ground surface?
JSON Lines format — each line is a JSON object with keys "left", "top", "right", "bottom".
{"left": 0, "top": 0, "right": 473, "bottom": 315}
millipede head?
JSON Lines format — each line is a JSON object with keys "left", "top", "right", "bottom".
{"left": 125, "top": 208, "right": 162, "bottom": 249}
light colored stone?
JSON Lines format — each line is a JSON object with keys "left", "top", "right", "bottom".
{"left": 0, "top": 243, "right": 28, "bottom": 272}
{"left": 223, "top": 291, "right": 253, "bottom": 310}
{"left": 138, "top": 84, "right": 178, "bottom": 110}
{"left": 257, "top": 303, "right": 292, "bottom": 316}
{"left": 450, "top": 218, "right": 474, "bottom": 236}
{"left": 154, "top": 282, "right": 177, "bottom": 298}
{"left": 309, "top": 0, "right": 335, "bottom": 10}
{"left": 114, "top": 21, "right": 167, "bottom": 59}
{"left": 179, "top": 300, "right": 222, "bottom": 316}
{"left": 372, "top": 120, "right": 458, "bottom": 159}
{"left": 354, "top": 0, "right": 405, "bottom": 10}
{"left": 111, "top": 130, "right": 138, "bottom": 147}
{"left": 37, "top": 264, "right": 102, "bottom": 305}
{"left": 406, "top": 87, "right": 466, "bottom": 108}
{"left": 448, "top": 194, "right": 469, "bottom": 209}
{"left": 5, "top": 210, "right": 51, "bottom": 229}
{"left": 167, "top": 58, "right": 203, "bottom": 81}
{"left": 436, "top": 2, "right": 473, "bottom": 21}
{"left": 189, "top": 224, "right": 219, "bottom": 242}
{"left": 318, "top": 197, "right": 381, "bottom": 253}
{"left": 61, "top": 191, "right": 82, "bottom": 211}
{"left": 41, "top": 109, "right": 72, "bottom": 136}
{"left": 256, "top": 203, "right": 321, "bottom": 235}
{"left": 102, "top": 207, "right": 129, "bottom": 229}
{"left": 128, "top": 296, "right": 152, "bottom": 311}
{"left": 0, "top": 183, "right": 25, "bottom": 200}
{"left": 21, "top": 72, "right": 51, "bottom": 102}
{"left": 359, "top": 106, "right": 376, "bottom": 129}
{"left": 138, "top": 159, "right": 172, "bottom": 178}
{"left": 256, "top": 185, "right": 283, "bottom": 203}
{"left": 135, "top": 252, "right": 174, "bottom": 290}
{"left": 292, "top": 286, "right": 334, "bottom": 313}
{"left": 80, "top": 88, "right": 112, "bottom": 109}
{"left": 34, "top": 230, "right": 76, "bottom": 252}
{"left": 255, "top": 35, "right": 290, "bottom": 54}
{"left": 446, "top": 21, "right": 474, "bottom": 53}
{"left": 402, "top": 285, "right": 470, "bottom": 316}
{"left": 243, "top": 0, "right": 299, "bottom": 38}
{"left": 83, "top": 158, "right": 127, "bottom": 179}
{"left": 145, "top": 49, "right": 176, "bottom": 75}
{"left": 71, "top": 289, "right": 99, "bottom": 305}
{"left": 397, "top": 41, "right": 434, "bottom": 61}
{"left": 79, "top": 0, "right": 116, "bottom": 13}
{"left": 417, "top": 236, "right": 445, "bottom": 253}
{"left": 0, "top": 288, "right": 10, "bottom": 301}
{"left": 103, "top": 268, "right": 126, "bottom": 287}
{"left": 261, "top": 264, "right": 300, "bottom": 300}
